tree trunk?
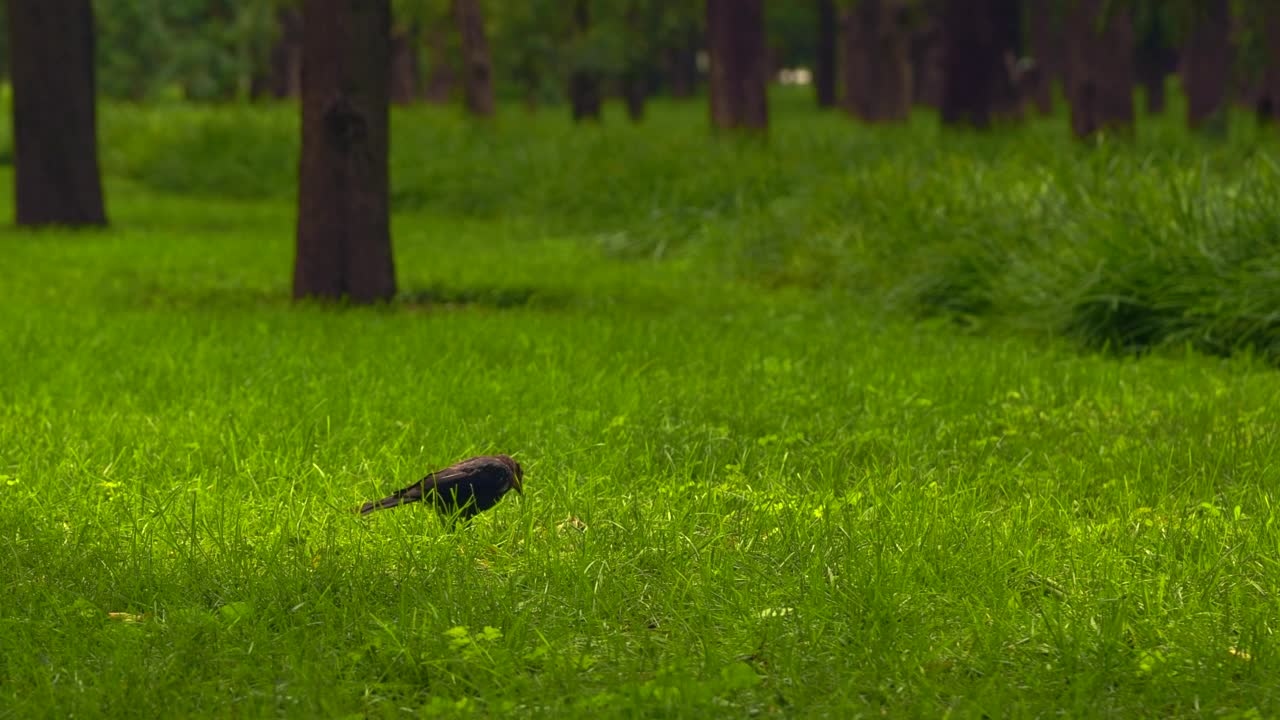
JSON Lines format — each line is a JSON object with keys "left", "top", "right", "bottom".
{"left": 389, "top": 26, "right": 419, "bottom": 106}
{"left": 1025, "top": 0, "right": 1062, "bottom": 115}
{"left": 1134, "top": 8, "right": 1174, "bottom": 115}
{"left": 911, "top": 13, "right": 945, "bottom": 107}
{"left": 262, "top": 8, "right": 303, "bottom": 99}
{"left": 569, "top": 0, "right": 602, "bottom": 122}
{"left": 1180, "top": 0, "right": 1233, "bottom": 132}
{"left": 1065, "top": 0, "right": 1135, "bottom": 140}
{"left": 1262, "top": 10, "right": 1280, "bottom": 124}
{"left": 6, "top": 0, "right": 107, "bottom": 227}
{"left": 453, "top": 0, "right": 495, "bottom": 117}
{"left": 294, "top": 0, "right": 396, "bottom": 303}
{"left": 666, "top": 32, "right": 699, "bottom": 98}
{"left": 815, "top": 0, "right": 838, "bottom": 108}
{"left": 706, "top": 0, "right": 768, "bottom": 131}
{"left": 422, "top": 21, "right": 457, "bottom": 103}
{"left": 841, "top": 1, "right": 912, "bottom": 123}
{"left": 622, "top": 73, "right": 647, "bottom": 122}
{"left": 939, "top": 0, "right": 1018, "bottom": 128}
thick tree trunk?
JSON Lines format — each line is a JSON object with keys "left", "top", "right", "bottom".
{"left": 569, "top": 0, "right": 602, "bottom": 122}
{"left": 389, "top": 26, "right": 419, "bottom": 106}
{"left": 841, "top": 1, "right": 912, "bottom": 123}
{"left": 422, "top": 21, "right": 457, "bottom": 103}
{"left": 6, "top": 0, "right": 107, "bottom": 227}
{"left": 815, "top": 0, "right": 838, "bottom": 108}
{"left": 706, "top": 0, "right": 768, "bottom": 131}
{"left": 1065, "top": 0, "right": 1135, "bottom": 140}
{"left": 1180, "top": 0, "right": 1233, "bottom": 131}
{"left": 940, "top": 0, "right": 1019, "bottom": 128}
{"left": 453, "top": 0, "right": 495, "bottom": 117}
{"left": 294, "top": 0, "right": 395, "bottom": 303}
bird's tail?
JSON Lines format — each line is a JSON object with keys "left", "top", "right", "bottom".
{"left": 357, "top": 482, "right": 425, "bottom": 515}
{"left": 358, "top": 495, "right": 404, "bottom": 515}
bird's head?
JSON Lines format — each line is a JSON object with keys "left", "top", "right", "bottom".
{"left": 499, "top": 454, "right": 524, "bottom": 495}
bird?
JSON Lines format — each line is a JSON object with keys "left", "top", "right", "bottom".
{"left": 357, "top": 454, "right": 524, "bottom": 523}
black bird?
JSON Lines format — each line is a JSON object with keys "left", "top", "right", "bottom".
{"left": 358, "top": 454, "right": 524, "bottom": 523}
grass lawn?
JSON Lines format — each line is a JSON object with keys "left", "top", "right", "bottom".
{"left": 1, "top": 96, "right": 1278, "bottom": 718}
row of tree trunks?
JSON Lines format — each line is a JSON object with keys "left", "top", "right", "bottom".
{"left": 6, "top": 0, "right": 107, "bottom": 227}
{"left": 1065, "top": 0, "right": 1134, "bottom": 139}
{"left": 707, "top": 0, "right": 768, "bottom": 131}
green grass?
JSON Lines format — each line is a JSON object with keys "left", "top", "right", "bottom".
{"left": 2, "top": 93, "right": 1279, "bottom": 718}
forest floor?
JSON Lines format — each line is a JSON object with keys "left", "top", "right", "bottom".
{"left": 1, "top": 94, "right": 1278, "bottom": 718}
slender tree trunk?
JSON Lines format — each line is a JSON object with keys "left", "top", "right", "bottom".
{"left": 1262, "top": 10, "right": 1280, "bottom": 124}
{"left": 1134, "top": 9, "right": 1173, "bottom": 115}
{"left": 940, "top": 0, "right": 1014, "bottom": 128}
{"left": 569, "top": 0, "right": 602, "bottom": 122}
{"left": 988, "top": 0, "right": 1023, "bottom": 120}
{"left": 6, "top": 0, "right": 107, "bottom": 227}
{"left": 422, "top": 21, "right": 457, "bottom": 104}
{"left": 622, "top": 73, "right": 648, "bottom": 122}
{"left": 706, "top": 0, "right": 768, "bottom": 131}
{"left": 911, "top": 12, "right": 945, "bottom": 107}
{"left": 1180, "top": 0, "right": 1233, "bottom": 132}
{"left": 1025, "top": 0, "right": 1062, "bottom": 115}
{"left": 1065, "top": 0, "right": 1135, "bottom": 140}
{"left": 453, "top": 0, "right": 495, "bottom": 117}
{"left": 265, "top": 8, "right": 303, "bottom": 98}
{"left": 389, "top": 26, "right": 419, "bottom": 106}
{"left": 666, "top": 32, "right": 699, "bottom": 98}
{"left": 294, "top": 0, "right": 395, "bottom": 303}
{"left": 815, "top": 0, "right": 838, "bottom": 108}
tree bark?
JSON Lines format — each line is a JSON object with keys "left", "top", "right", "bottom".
{"left": 264, "top": 8, "right": 303, "bottom": 99}
{"left": 453, "top": 0, "right": 495, "bottom": 117}
{"left": 568, "top": 0, "right": 602, "bottom": 122}
{"left": 1025, "top": 0, "right": 1062, "bottom": 115}
{"left": 665, "top": 32, "right": 699, "bottom": 99}
{"left": 1134, "top": 8, "right": 1174, "bottom": 114}
{"left": 6, "top": 0, "right": 107, "bottom": 227}
{"left": 422, "top": 21, "right": 457, "bottom": 104}
{"left": 294, "top": 0, "right": 396, "bottom": 303}
{"left": 389, "top": 26, "right": 419, "bottom": 106}
{"left": 841, "top": 1, "right": 912, "bottom": 123}
{"left": 1179, "top": 0, "right": 1233, "bottom": 131}
{"left": 1262, "top": 10, "right": 1280, "bottom": 124}
{"left": 815, "top": 0, "right": 838, "bottom": 108}
{"left": 622, "top": 73, "right": 648, "bottom": 122}
{"left": 939, "top": 0, "right": 1019, "bottom": 128}
{"left": 911, "top": 12, "right": 945, "bottom": 107}
{"left": 1065, "top": 0, "right": 1135, "bottom": 140}
{"left": 707, "top": 0, "right": 768, "bottom": 131}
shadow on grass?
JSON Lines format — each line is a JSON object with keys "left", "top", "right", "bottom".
{"left": 129, "top": 281, "right": 573, "bottom": 314}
